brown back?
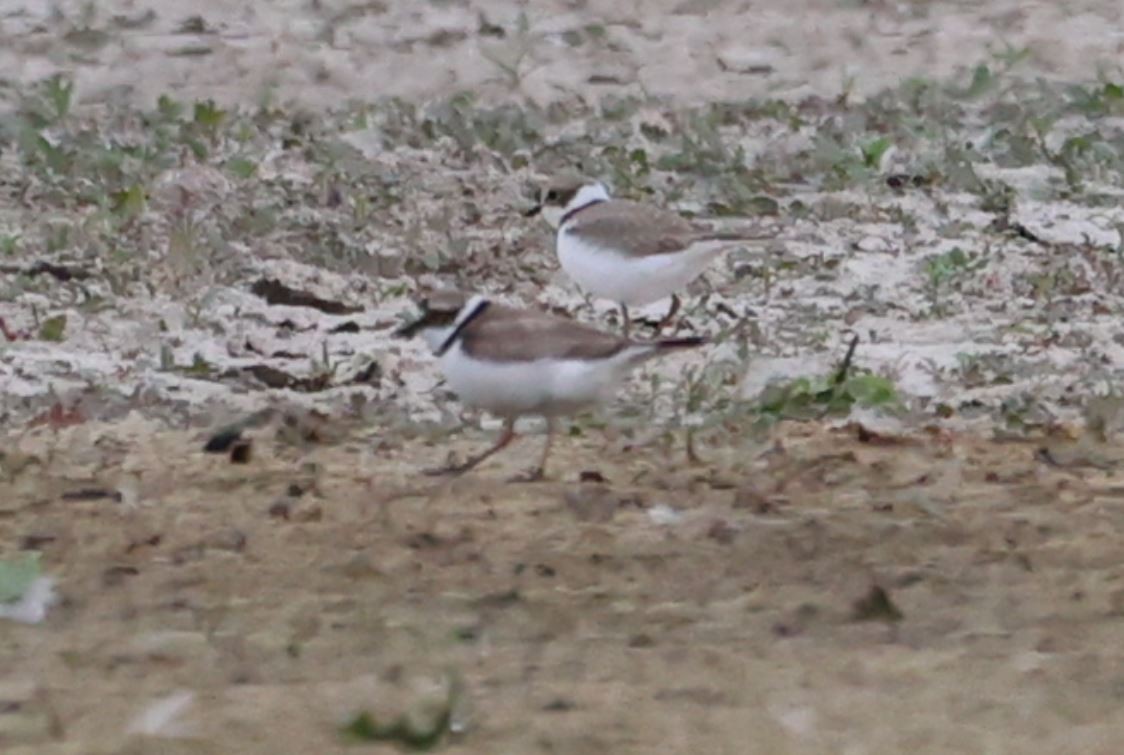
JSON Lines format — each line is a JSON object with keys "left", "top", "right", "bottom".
{"left": 458, "top": 304, "right": 630, "bottom": 363}
{"left": 562, "top": 199, "right": 700, "bottom": 257}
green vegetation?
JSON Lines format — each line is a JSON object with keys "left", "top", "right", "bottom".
{"left": 0, "top": 553, "right": 42, "bottom": 604}
{"left": 756, "top": 371, "right": 900, "bottom": 421}
{"left": 2, "top": 57, "right": 1121, "bottom": 433}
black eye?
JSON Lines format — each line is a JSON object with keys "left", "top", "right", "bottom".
{"left": 545, "top": 190, "right": 559, "bottom": 202}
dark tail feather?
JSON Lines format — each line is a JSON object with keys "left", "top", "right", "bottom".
{"left": 627, "top": 335, "right": 706, "bottom": 364}
{"left": 656, "top": 336, "right": 707, "bottom": 349}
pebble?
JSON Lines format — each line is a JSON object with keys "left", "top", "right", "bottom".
{"left": 854, "top": 236, "right": 892, "bottom": 253}
{"left": 647, "top": 504, "right": 683, "bottom": 526}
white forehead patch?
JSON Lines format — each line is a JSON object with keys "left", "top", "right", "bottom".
{"left": 564, "top": 182, "right": 611, "bottom": 214}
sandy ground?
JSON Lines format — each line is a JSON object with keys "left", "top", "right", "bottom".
{"left": 6, "top": 417, "right": 1124, "bottom": 754}
{"left": 3, "top": 1, "right": 1124, "bottom": 753}
{"left": 0, "top": 0, "right": 1121, "bottom": 111}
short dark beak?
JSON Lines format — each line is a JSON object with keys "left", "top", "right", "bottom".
{"left": 393, "top": 313, "right": 430, "bottom": 339}
{"left": 523, "top": 203, "right": 542, "bottom": 218}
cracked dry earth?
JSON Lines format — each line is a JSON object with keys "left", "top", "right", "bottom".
{"left": 5, "top": 418, "right": 1124, "bottom": 753}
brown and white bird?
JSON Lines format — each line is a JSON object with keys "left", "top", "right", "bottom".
{"left": 395, "top": 290, "right": 704, "bottom": 481}
{"left": 525, "top": 175, "right": 766, "bottom": 336}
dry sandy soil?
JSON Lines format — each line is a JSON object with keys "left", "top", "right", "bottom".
{"left": 7, "top": 417, "right": 1124, "bottom": 755}
{"left": 1, "top": 0, "right": 1122, "bottom": 109}
{"left": 3, "top": 1, "right": 1124, "bottom": 753}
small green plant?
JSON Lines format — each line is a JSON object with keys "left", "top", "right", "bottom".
{"left": 951, "top": 352, "right": 1015, "bottom": 389}
{"left": 184, "top": 353, "right": 214, "bottom": 376}
{"left": 110, "top": 183, "right": 147, "bottom": 223}
{"left": 38, "top": 315, "right": 67, "bottom": 342}
{"left": 20, "top": 74, "right": 75, "bottom": 128}
{"left": 0, "top": 234, "right": 19, "bottom": 256}
{"left": 340, "top": 673, "right": 462, "bottom": 751}
{"left": 861, "top": 136, "right": 892, "bottom": 169}
{"left": 756, "top": 371, "right": 899, "bottom": 421}
{"left": 0, "top": 553, "right": 42, "bottom": 603}
{"left": 44, "top": 75, "right": 75, "bottom": 122}
{"left": 479, "top": 12, "right": 538, "bottom": 87}
{"left": 342, "top": 709, "right": 451, "bottom": 751}
{"left": 754, "top": 335, "right": 901, "bottom": 421}
{"left": 922, "top": 247, "right": 987, "bottom": 316}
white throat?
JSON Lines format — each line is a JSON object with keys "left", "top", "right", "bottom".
{"left": 419, "top": 325, "right": 452, "bottom": 353}
{"left": 543, "top": 182, "right": 611, "bottom": 228}
{"left": 415, "top": 296, "right": 489, "bottom": 354}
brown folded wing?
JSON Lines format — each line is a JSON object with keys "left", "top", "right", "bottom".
{"left": 563, "top": 200, "right": 700, "bottom": 257}
{"left": 459, "top": 305, "right": 630, "bottom": 363}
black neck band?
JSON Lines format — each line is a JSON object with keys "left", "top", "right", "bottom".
{"left": 560, "top": 198, "right": 606, "bottom": 226}
{"left": 436, "top": 300, "right": 490, "bottom": 356}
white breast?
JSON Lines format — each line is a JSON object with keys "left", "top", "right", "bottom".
{"left": 437, "top": 342, "right": 643, "bottom": 418}
{"left": 556, "top": 229, "right": 728, "bottom": 307}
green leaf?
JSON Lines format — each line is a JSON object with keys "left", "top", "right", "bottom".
{"left": 193, "top": 99, "right": 227, "bottom": 129}
{"left": 183, "top": 138, "right": 209, "bottom": 160}
{"left": 844, "top": 374, "right": 898, "bottom": 407}
{"left": 0, "top": 234, "right": 19, "bottom": 256}
{"left": 38, "top": 314, "right": 67, "bottom": 342}
{"left": 861, "top": 137, "right": 892, "bottom": 169}
{"left": 184, "top": 353, "right": 213, "bottom": 376}
{"left": 35, "top": 135, "right": 71, "bottom": 174}
{"left": 43, "top": 75, "right": 74, "bottom": 122}
{"left": 111, "top": 184, "right": 147, "bottom": 218}
{"left": 225, "top": 157, "right": 257, "bottom": 179}
{"left": 965, "top": 64, "right": 994, "bottom": 98}
{"left": 342, "top": 712, "right": 377, "bottom": 740}
{"left": 341, "top": 708, "right": 451, "bottom": 750}
{"left": 0, "top": 554, "right": 42, "bottom": 604}
{"left": 157, "top": 94, "right": 184, "bottom": 121}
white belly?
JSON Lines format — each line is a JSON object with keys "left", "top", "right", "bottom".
{"left": 557, "top": 231, "right": 726, "bottom": 307}
{"left": 438, "top": 343, "right": 637, "bottom": 417}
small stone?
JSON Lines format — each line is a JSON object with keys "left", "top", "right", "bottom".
{"left": 716, "top": 47, "right": 777, "bottom": 75}
{"left": 706, "top": 519, "right": 738, "bottom": 544}
{"left": 127, "top": 630, "right": 212, "bottom": 663}
{"left": 170, "top": 543, "right": 206, "bottom": 565}
{"left": 628, "top": 633, "right": 655, "bottom": 648}
{"left": 294, "top": 505, "right": 323, "bottom": 523}
{"left": 647, "top": 504, "right": 682, "bottom": 526}
{"left": 207, "top": 528, "right": 247, "bottom": 552}
{"left": 732, "top": 484, "right": 772, "bottom": 513}
{"left": 332, "top": 554, "right": 381, "bottom": 581}
{"left": 854, "top": 236, "right": 892, "bottom": 253}
{"left": 851, "top": 585, "right": 903, "bottom": 623}
{"left": 126, "top": 690, "right": 196, "bottom": 737}
{"left": 562, "top": 485, "right": 617, "bottom": 522}
{"left": 230, "top": 441, "right": 252, "bottom": 464}
{"left": 102, "top": 565, "right": 139, "bottom": 587}
{"left": 19, "top": 534, "right": 56, "bottom": 550}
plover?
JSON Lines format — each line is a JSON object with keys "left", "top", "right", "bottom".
{"left": 395, "top": 289, "right": 704, "bottom": 480}
{"left": 525, "top": 175, "right": 768, "bottom": 335}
